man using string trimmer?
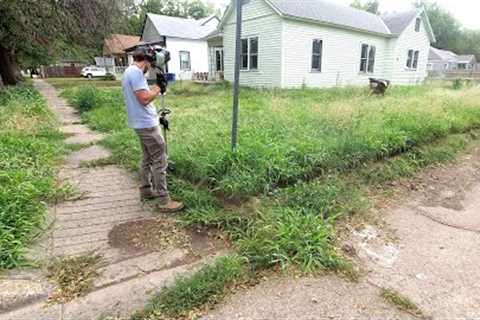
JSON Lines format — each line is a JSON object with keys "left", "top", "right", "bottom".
{"left": 121, "top": 46, "right": 184, "bottom": 213}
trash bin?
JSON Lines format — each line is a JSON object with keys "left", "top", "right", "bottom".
{"left": 165, "top": 73, "right": 176, "bottom": 82}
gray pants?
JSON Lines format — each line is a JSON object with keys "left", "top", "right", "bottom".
{"left": 134, "top": 126, "right": 169, "bottom": 201}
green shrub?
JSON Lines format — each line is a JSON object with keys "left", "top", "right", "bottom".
{"left": 452, "top": 79, "right": 463, "bottom": 90}
{"left": 73, "top": 86, "right": 101, "bottom": 112}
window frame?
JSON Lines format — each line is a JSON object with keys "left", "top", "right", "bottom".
{"left": 359, "top": 43, "right": 376, "bottom": 74}
{"left": 406, "top": 49, "right": 420, "bottom": 70}
{"left": 311, "top": 39, "right": 323, "bottom": 72}
{"left": 415, "top": 17, "right": 421, "bottom": 32}
{"left": 179, "top": 51, "right": 191, "bottom": 71}
{"left": 240, "top": 36, "right": 259, "bottom": 71}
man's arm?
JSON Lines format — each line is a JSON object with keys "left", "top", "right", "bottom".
{"left": 135, "top": 86, "right": 161, "bottom": 106}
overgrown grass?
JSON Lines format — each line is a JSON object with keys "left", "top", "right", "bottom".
{"left": 61, "top": 81, "right": 480, "bottom": 318}
{"left": 0, "top": 84, "right": 67, "bottom": 269}
{"left": 131, "top": 255, "right": 247, "bottom": 320}
{"left": 63, "top": 81, "right": 480, "bottom": 197}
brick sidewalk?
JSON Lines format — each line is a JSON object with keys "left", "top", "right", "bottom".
{"left": 0, "top": 80, "right": 201, "bottom": 320}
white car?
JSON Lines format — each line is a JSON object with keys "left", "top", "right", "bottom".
{"left": 81, "top": 66, "right": 107, "bottom": 79}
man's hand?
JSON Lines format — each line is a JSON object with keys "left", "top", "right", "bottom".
{"left": 156, "top": 73, "right": 168, "bottom": 94}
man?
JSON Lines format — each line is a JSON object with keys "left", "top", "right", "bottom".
{"left": 122, "top": 47, "right": 184, "bottom": 213}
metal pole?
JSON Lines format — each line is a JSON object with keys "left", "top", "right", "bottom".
{"left": 231, "top": 0, "right": 243, "bottom": 152}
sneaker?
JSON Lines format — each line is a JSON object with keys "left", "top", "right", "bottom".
{"left": 156, "top": 200, "right": 185, "bottom": 213}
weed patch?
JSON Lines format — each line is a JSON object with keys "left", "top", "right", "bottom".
{"left": 131, "top": 255, "right": 247, "bottom": 320}
{"left": 46, "top": 253, "right": 104, "bottom": 303}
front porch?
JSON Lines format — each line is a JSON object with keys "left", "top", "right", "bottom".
{"left": 206, "top": 32, "right": 224, "bottom": 82}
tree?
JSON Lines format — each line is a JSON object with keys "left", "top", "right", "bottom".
{"left": 351, "top": 0, "right": 380, "bottom": 14}
{"left": 415, "top": 1, "right": 462, "bottom": 50}
{"left": 112, "top": 0, "right": 215, "bottom": 36}
{"left": 0, "top": 0, "right": 118, "bottom": 85}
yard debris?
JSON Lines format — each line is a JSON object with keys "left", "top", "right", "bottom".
{"left": 45, "top": 253, "right": 104, "bottom": 303}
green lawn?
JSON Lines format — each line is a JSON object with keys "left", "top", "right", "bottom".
{"left": 47, "top": 78, "right": 121, "bottom": 90}
{"left": 0, "top": 83, "right": 67, "bottom": 269}
{"left": 60, "top": 80, "right": 480, "bottom": 318}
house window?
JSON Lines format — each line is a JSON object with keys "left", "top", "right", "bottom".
{"left": 241, "top": 37, "right": 259, "bottom": 70}
{"left": 407, "top": 50, "right": 420, "bottom": 69}
{"left": 415, "top": 18, "right": 421, "bottom": 32}
{"left": 311, "top": 39, "right": 323, "bottom": 72}
{"left": 179, "top": 51, "right": 191, "bottom": 70}
{"left": 250, "top": 37, "right": 258, "bottom": 70}
{"left": 360, "top": 43, "right": 376, "bottom": 73}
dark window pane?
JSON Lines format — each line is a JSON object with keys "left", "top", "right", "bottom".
{"left": 415, "top": 18, "right": 421, "bottom": 32}
{"left": 241, "top": 55, "right": 248, "bottom": 69}
{"left": 250, "top": 37, "right": 258, "bottom": 54}
{"left": 241, "top": 39, "right": 248, "bottom": 54}
{"left": 312, "top": 55, "right": 320, "bottom": 70}
{"left": 250, "top": 55, "right": 258, "bottom": 70}
{"left": 413, "top": 51, "right": 419, "bottom": 69}
{"left": 360, "top": 59, "right": 367, "bottom": 72}
{"left": 368, "top": 46, "right": 376, "bottom": 73}
{"left": 361, "top": 44, "right": 369, "bottom": 59}
{"left": 313, "top": 40, "right": 321, "bottom": 54}
{"left": 406, "top": 50, "right": 414, "bottom": 68}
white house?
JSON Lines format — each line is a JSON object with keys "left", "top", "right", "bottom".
{"left": 141, "top": 14, "right": 220, "bottom": 80}
{"left": 218, "top": 0, "right": 436, "bottom": 88}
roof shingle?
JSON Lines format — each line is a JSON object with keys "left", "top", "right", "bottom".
{"left": 269, "top": 0, "right": 391, "bottom": 35}
{"left": 147, "top": 14, "right": 218, "bottom": 40}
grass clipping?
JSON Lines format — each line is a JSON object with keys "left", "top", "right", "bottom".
{"left": 381, "top": 288, "right": 426, "bottom": 318}
{"left": 46, "top": 253, "right": 103, "bottom": 303}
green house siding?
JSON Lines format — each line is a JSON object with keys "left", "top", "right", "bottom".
{"left": 222, "top": 0, "right": 283, "bottom": 88}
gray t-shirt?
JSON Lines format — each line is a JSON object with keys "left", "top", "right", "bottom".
{"left": 122, "top": 65, "right": 159, "bottom": 129}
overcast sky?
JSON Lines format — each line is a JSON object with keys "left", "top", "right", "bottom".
{"left": 207, "top": 0, "right": 480, "bottom": 30}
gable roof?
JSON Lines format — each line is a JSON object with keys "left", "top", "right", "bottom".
{"left": 103, "top": 34, "right": 141, "bottom": 55}
{"left": 457, "top": 54, "right": 476, "bottom": 64}
{"left": 220, "top": 0, "right": 435, "bottom": 41}
{"left": 146, "top": 13, "right": 219, "bottom": 40}
{"left": 381, "top": 10, "right": 418, "bottom": 35}
{"left": 429, "top": 47, "right": 458, "bottom": 62}
{"left": 267, "top": 0, "right": 390, "bottom": 35}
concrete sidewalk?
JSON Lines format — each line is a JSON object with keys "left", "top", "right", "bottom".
{"left": 203, "top": 146, "right": 480, "bottom": 319}
{"left": 0, "top": 80, "right": 211, "bottom": 320}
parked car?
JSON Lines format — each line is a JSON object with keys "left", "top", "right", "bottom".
{"left": 81, "top": 66, "right": 107, "bottom": 79}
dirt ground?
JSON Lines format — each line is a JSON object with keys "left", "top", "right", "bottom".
{"left": 203, "top": 145, "right": 480, "bottom": 319}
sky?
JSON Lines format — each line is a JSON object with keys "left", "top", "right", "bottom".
{"left": 206, "top": 0, "right": 480, "bottom": 30}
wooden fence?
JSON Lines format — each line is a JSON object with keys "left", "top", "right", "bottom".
{"left": 430, "top": 70, "right": 480, "bottom": 81}
{"left": 42, "top": 66, "right": 84, "bottom": 78}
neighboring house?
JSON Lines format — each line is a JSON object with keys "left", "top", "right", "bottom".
{"left": 428, "top": 47, "right": 460, "bottom": 73}
{"left": 428, "top": 47, "right": 478, "bottom": 77}
{"left": 141, "top": 14, "right": 221, "bottom": 80}
{"left": 103, "top": 34, "right": 141, "bottom": 67}
{"left": 218, "top": 0, "right": 436, "bottom": 88}
{"left": 457, "top": 55, "right": 477, "bottom": 70}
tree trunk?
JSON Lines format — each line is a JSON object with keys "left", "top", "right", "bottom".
{"left": 0, "top": 45, "right": 23, "bottom": 85}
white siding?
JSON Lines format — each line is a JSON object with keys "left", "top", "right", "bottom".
{"left": 222, "top": 0, "right": 283, "bottom": 88}
{"left": 165, "top": 38, "right": 209, "bottom": 80}
{"left": 141, "top": 17, "right": 210, "bottom": 80}
{"left": 390, "top": 14, "right": 431, "bottom": 85}
{"left": 281, "top": 19, "right": 391, "bottom": 88}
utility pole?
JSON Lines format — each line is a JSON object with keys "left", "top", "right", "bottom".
{"left": 231, "top": 0, "right": 243, "bottom": 152}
